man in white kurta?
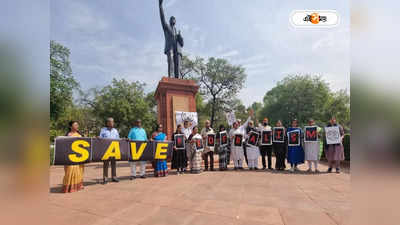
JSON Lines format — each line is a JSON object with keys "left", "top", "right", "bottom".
{"left": 229, "top": 116, "right": 252, "bottom": 170}
{"left": 245, "top": 121, "right": 260, "bottom": 170}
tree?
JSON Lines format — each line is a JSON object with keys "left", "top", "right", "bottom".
{"left": 89, "top": 79, "right": 157, "bottom": 137}
{"left": 180, "top": 55, "right": 198, "bottom": 79}
{"left": 50, "top": 40, "right": 79, "bottom": 121}
{"left": 258, "top": 74, "right": 349, "bottom": 128}
{"left": 324, "top": 89, "right": 350, "bottom": 128}
{"left": 188, "top": 57, "right": 246, "bottom": 127}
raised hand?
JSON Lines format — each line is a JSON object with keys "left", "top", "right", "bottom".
{"left": 249, "top": 108, "right": 254, "bottom": 117}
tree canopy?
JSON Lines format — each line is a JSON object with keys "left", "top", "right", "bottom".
{"left": 50, "top": 40, "right": 79, "bottom": 121}
{"left": 258, "top": 74, "right": 350, "bottom": 129}
{"left": 182, "top": 56, "right": 247, "bottom": 127}
{"left": 88, "top": 79, "right": 157, "bottom": 137}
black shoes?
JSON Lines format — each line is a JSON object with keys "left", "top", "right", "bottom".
{"left": 111, "top": 177, "right": 119, "bottom": 183}
{"left": 327, "top": 168, "right": 332, "bottom": 173}
{"left": 129, "top": 176, "right": 136, "bottom": 180}
{"left": 336, "top": 168, "right": 341, "bottom": 173}
{"left": 102, "top": 178, "right": 108, "bottom": 185}
{"left": 140, "top": 175, "right": 146, "bottom": 179}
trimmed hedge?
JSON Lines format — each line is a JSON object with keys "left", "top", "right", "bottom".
{"left": 320, "top": 134, "right": 350, "bottom": 161}
{"left": 343, "top": 134, "right": 350, "bottom": 161}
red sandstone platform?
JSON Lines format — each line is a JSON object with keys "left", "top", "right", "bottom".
{"left": 154, "top": 77, "right": 199, "bottom": 138}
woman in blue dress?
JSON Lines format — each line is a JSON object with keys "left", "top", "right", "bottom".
{"left": 151, "top": 124, "right": 168, "bottom": 177}
{"left": 287, "top": 119, "right": 305, "bottom": 172}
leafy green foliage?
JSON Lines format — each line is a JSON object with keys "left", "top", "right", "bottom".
{"left": 50, "top": 41, "right": 79, "bottom": 121}
{"left": 89, "top": 79, "right": 157, "bottom": 137}
{"left": 259, "top": 74, "right": 350, "bottom": 129}
{"left": 183, "top": 56, "right": 247, "bottom": 127}
{"left": 343, "top": 134, "right": 350, "bottom": 161}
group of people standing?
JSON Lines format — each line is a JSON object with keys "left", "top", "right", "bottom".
{"left": 62, "top": 118, "right": 169, "bottom": 193}
{"left": 61, "top": 113, "right": 345, "bottom": 193}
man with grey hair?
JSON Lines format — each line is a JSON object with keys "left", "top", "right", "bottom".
{"left": 99, "top": 117, "right": 120, "bottom": 184}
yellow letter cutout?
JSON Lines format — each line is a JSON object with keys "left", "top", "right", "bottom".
{"left": 130, "top": 142, "right": 147, "bottom": 160}
{"left": 101, "top": 141, "right": 121, "bottom": 160}
{"left": 69, "top": 140, "right": 90, "bottom": 163}
{"left": 154, "top": 142, "right": 168, "bottom": 160}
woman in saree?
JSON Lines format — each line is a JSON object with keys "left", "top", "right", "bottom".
{"left": 62, "top": 121, "right": 85, "bottom": 193}
{"left": 187, "top": 126, "right": 203, "bottom": 174}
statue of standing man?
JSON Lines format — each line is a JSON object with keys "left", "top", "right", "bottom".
{"left": 159, "top": 0, "right": 184, "bottom": 78}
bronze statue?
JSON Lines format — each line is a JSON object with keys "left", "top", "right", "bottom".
{"left": 159, "top": 0, "right": 184, "bottom": 78}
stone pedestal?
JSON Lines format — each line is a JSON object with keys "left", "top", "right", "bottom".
{"left": 154, "top": 77, "right": 199, "bottom": 139}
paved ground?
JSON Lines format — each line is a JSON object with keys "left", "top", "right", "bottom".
{"left": 49, "top": 158, "right": 350, "bottom": 225}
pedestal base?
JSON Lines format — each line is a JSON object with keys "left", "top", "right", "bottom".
{"left": 154, "top": 77, "right": 199, "bottom": 138}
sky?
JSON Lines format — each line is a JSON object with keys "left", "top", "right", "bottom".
{"left": 50, "top": 0, "right": 349, "bottom": 107}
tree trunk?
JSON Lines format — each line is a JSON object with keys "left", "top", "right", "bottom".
{"left": 210, "top": 96, "right": 216, "bottom": 128}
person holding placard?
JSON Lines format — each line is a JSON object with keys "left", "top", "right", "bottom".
{"left": 287, "top": 119, "right": 304, "bottom": 172}
{"left": 187, "top": 126, "right": 203, "bottom": 174}
{"left": 171, "top": 124, "right": 187, "bottom": 175}
{"left": 258, "top": 118, "right": 273, "bottom": 170}
{"left": 325, "top": 116, "right": 345, "bottom": 173}
{"left": 216, "top": 125, "right": 229, "bottom": 171}
{"left": 128, "top": 119, "right": 148, "bottom": 179}
{"left": 62, "top": 121, "right": 85, "bottom": 193}
{"left": 245, "top": 121, "right": 260, "bottom": 170}
{"left": 99, "top": 117, "right": 120, "bottom": 184}
{"left": 229, "top": 109, "right": 254, "bottom": 170}
{"left": 304, "top": 119, "right": 322, "bottom": 173}
{"left": 273, "top": 120, "right": 286, "bottom": 171}
{"left": 201, "top": 120, "right": 215, "bottom": 171}
{"left": 151, "top": 124, "right": 168, "bottom": 177}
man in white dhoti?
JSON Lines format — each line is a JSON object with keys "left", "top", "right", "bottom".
{"left": 245, "top": 120, "right": 260, "bottom": 170}
{"left": 229, "top": 109, "right": 254, "bottom": 170}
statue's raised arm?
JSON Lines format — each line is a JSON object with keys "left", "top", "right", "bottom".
{"left": 159, "top": 0, "right": 167, "bottom": 30}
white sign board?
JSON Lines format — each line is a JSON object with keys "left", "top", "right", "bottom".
{"left": 325, "top": 126, "right": 341, "bottom": 145}
{"left": 226, "top": 111, "right": 236, "bottom": 126}
{"left": 176, "top": 111, "right": 198, "bottom": 129}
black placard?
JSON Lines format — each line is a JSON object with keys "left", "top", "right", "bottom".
{"left": 53, "top": 137, "right": 92, "bottom": 165}
{"left": 234, "top": 134, "right": 243, "bottom": 147}
{"left": 304, "top": 126, "right": 318, "bottom": 142}
{"left": 219, "top": 131, "right": 228, "bottom": 147}
{"left": 174, "top": 134, "right": 185, "bottom": 149}
{"left": 288, "top": 130, "right": 301, "bottom": 146}
{"left": 92, "top": 138, "right": 129, "bottom": 161}
{"left": 53, "top": 137, "right": 174, "bottom": 165}
{"left": 261, "top": 130, "right": 272, "bottom": 145}
{"left": 247, "top": 131, "right": 259, "bottom": 147}
{"left": 273, "top": 127, "right": 285, "bottom": 143}
{"left": 207, "top": 133, "right": 216, "bottom": 147}
{"left": 194, "top": 138, "right": 204, "bottom": 151}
